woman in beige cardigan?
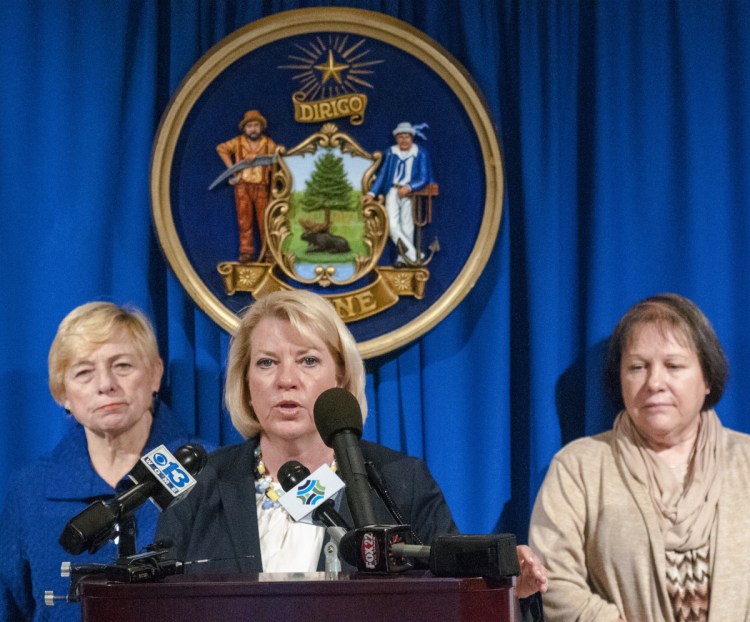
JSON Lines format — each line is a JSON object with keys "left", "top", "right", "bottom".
{"left": 529, "top": 293, "right": 750, "bottom": 621}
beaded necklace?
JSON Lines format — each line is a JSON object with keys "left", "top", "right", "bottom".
{"left": 253, "top": 444, "right": 337, "bottom": 510}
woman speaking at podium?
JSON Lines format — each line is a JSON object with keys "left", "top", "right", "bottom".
{"left": 156, "top": 290, "right": 547, "bottom": 604}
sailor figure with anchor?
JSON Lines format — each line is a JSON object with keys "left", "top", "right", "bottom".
{"left": 363, "top": 122, "right": 434, "bottom": 264}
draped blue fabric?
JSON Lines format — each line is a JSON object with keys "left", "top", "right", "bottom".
{"left": 2, "top": 0, "right": 750, "bottom": 542}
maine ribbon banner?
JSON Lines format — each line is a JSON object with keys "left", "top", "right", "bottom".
{"left": 151, "top": 8, "right": 503, "bottom": 358}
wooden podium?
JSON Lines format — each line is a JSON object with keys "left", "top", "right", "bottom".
{"left": 78, "top": 570, "right": 521, "bottom": 621}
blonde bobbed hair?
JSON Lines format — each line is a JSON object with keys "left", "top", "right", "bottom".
{"left": 48, "top": 302, "right": 162, "bottom": 405}
{"left": 225, "top": 289, "right": 367, "bottom": 439}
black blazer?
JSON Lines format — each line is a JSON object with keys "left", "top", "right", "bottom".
{"left": 155, "top": 437, "right": 458, "bottom": 574}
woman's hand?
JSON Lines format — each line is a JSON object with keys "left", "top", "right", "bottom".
{"left": 515, "top": 544, "right": 548, "bottom": 598}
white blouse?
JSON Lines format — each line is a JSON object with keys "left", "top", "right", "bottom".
{"left": 256, "top": 482, "right": 325, "bottom": 572}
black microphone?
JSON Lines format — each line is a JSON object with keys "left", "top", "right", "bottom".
{"left": 313, "top": 387, "right": 376, "bottom": 528}
{"left": 59, "top": 444, "right": 208, "bottom": 556}
{"left": 339, "top": 528, "right": 521, "bottom": 580}
{"left": 277, "top": 460, "right": 351, "bottom": 543}
{"left": 338, "top": 525, "right": 415, "bottom": 573}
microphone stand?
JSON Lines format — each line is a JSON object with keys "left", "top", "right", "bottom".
{"left": 364, "top": 460, "right": 423, "bottom": 545}
{"left": 45, "top": 515, "right": 181, "bottom": 608}
{"left": 117, "top": 514, "right": 137, "bottom": 558}
{"left": 323, "top": 539, "right": 342, "bottom": 577}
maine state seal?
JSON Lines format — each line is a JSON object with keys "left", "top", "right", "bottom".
{"left": 151, "top": 8, "right": 503, "bottom": 358}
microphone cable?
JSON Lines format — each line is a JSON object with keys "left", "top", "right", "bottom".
{"left": 364, "top": 460, "right": 423, "bottom": 545}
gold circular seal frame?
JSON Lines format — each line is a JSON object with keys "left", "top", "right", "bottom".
{"left": 151, "top": 7, "right": 503, "bottom": 359}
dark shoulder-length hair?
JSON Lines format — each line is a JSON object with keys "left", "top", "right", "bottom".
{"left": 603, "top": 293, "right": 728, "bottom": 411}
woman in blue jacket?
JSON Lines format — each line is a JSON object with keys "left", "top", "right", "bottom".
{"left": 0, "top": 302, "right": 197, "bottom": 622}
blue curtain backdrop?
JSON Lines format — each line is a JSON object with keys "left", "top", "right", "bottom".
{"left": 2, "top": 0, "right": 750, "bottom": 541}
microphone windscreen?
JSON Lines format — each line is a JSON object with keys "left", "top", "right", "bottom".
{"left": 173, "top": 444, "right": 208, "bottom": 476}
{"left": 278, "top": 460, "right": 311, "bottom": 491}
{"left": 429, "top": 534, "right": 520, "bottom": 580}
{"left": 314, "top": 387, "right": 363, "bottom": 446}
{"left": 337, "top": 529, "right": 360, "bottom": 567}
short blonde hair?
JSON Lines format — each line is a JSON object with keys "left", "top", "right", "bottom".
{"left": 225, "top": 290, "right": 367, "bottom": 439}
{"left": 48, "top": 302, "right": 161, "bottom": 405}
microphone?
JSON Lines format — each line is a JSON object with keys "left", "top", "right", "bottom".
{"left": 338, "top": 525, "right": 415, "bottom": 573}
{"left": 339, "top": 528, "right": 521, "bottom": 580}
{"left": 278, "top": 460, "right": 351, "bottom": 543}
{"left": 59, "top": 444, "right": 208, "bottom": 556}
{"left": 313, "top": 387, "right": 376, "bottom": 528}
